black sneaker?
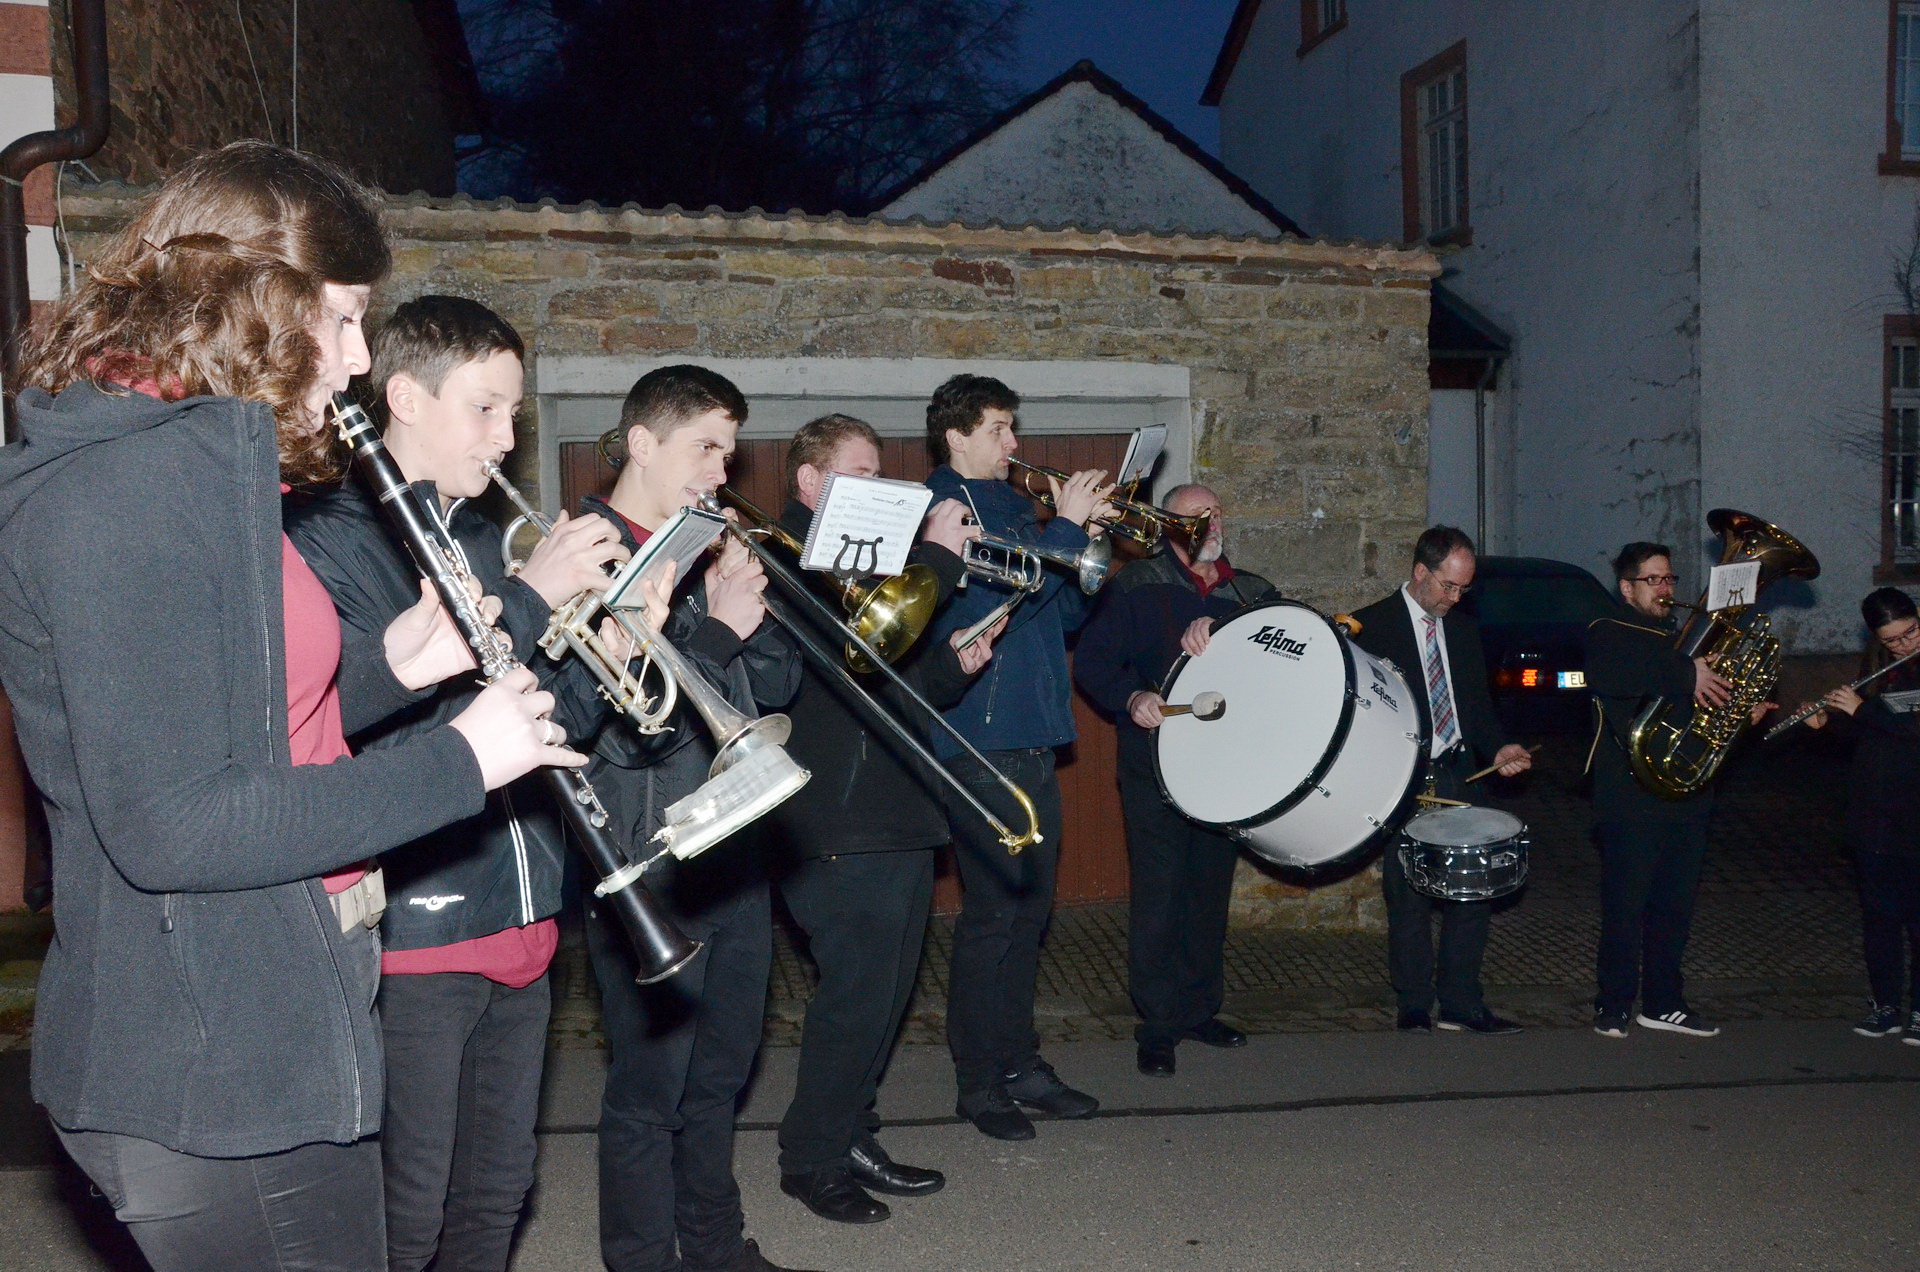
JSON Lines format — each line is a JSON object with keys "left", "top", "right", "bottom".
{"left": 1854, "top": 1005, "right": 1904, "bottom": 1038}
{"left": 1593, "top": 1009, "right": 1630, "bottom": 1038}
{"left": 1637, "top": 1009, "right": 1719, "bottom": 1037}
{"left": 1001, "top": 1059, "right": 1099, "bottom": 1119}
{"left": 955, "top": 1086, "right": 1035, "bottom": 1141}
{"left": 1905, "top": 1010, "right": 1920, "bottom": 1046}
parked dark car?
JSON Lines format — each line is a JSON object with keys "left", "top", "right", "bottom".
{"left": 1459, "top": 556, "right": 1620, "bottom": 734}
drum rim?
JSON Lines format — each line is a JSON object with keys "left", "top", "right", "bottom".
{"left": 1151, "top": 598, "right": 1360, "bottom": 831}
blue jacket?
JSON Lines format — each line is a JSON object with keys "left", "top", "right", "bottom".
{"left": 924, "top": 465, "right": 1092, "bottom": 754}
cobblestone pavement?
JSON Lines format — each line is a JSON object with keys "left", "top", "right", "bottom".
{"left": 547, "top": 738, "right": 1872, "bottom": 1049}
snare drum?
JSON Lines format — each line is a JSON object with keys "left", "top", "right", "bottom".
{"left": 1396, "top": 806, "right": 1530, "bottom": 901}
{"left": 1154, "top": 600, "right": 1426, "bottom": 874}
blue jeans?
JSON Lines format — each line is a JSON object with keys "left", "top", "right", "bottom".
{"left": 944, "top": 748, "right": 1063, "bottom": 1094}
{"left": 56, "top": 1127, "right": 383, "bottom": 1272}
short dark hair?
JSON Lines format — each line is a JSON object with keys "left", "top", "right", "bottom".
{"left": 926, "top": 374, "right": 1018, "bottom": 464}
{"left": 1862, "top": 586, "right": 1918, "bottom": 631}
{"left": 1413, "top": 525, "right": 1475, "bottom": 573}
{"left": 1612, "top": 541, "right": 1672, "bottom": 582}
{"left": 370, "top": 295, "right": 524, "bottom": 415}
{"left": 600, "top": 364, "right": 749, "bottom": 466}
{"left": 787, "top": 414, "right": 881, "bottom": 498}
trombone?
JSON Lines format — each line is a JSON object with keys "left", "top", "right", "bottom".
{"left": 482, "top": 463, "right": 810, "bottom": 862}
{"left": 1005, "top": 455, "right": 1211, "bottom": 549}
{"left": 695, "top": 493, "right": 1045, "bottom": 853}
{"left": 714, "top": 486, "right": 942, "bottom": 674}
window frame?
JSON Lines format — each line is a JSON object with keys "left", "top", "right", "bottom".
{"left": 1297, "top": 0, "right": 1348, "bottom": 58}
{"left": 1884, "top": 317, "right": 1920, "bottom": 578}
{"left": 1400, "top": 41, "right": 1471, "bottom": 247}
{"left": 1884, "top": 0, "right": 1920, "bottom": 175}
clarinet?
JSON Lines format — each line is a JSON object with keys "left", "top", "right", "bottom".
{"left": 329, "top": 393, "right": 699, "bottom": 984}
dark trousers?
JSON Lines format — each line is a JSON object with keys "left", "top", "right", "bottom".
{"left": 56, "top": 1127, "right": 383, "bottom": 1272}
{"left": 1857, "top": 850, "right": 1920, "bottom": 1009}
{"left": 1383, "top": 750, "right": 1489, "bottom": 1018}
{"left": 586, "top": 882, "right": 771, "bottom": 1272}
{"left": 1594, "top": 818, "right": 1709, "bottom": 1016}
{"left": 1118, "top": 736, "right": 1238, "bottom": 1046}
{"left": 379, "top": 970, "right": 552, "bottom": 1272}
{"left": 776, "top": 848, "right": 936, "bottom": 1175}
{"left": 945, "top": 748, "right": 1063, "bottom": 1095}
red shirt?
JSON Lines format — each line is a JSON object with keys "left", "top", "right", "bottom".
{"left": 1182, "top": 555, "right": 1237, "bottom": 599}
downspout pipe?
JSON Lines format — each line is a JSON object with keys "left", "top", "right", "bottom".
{"left": 0, "top": 0, "right": 110, "bottom": 438}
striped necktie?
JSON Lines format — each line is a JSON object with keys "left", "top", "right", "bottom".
{"left": 1423, "top": 615, "right": 1460, "bottom": 750}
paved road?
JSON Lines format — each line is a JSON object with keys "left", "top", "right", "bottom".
{"left": 9, "top": 1023, "right": 1918, "bottom": 1272}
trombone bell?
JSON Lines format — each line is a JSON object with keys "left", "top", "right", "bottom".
{"left": 844, "top": 564, "right": 941, "bottom": 674}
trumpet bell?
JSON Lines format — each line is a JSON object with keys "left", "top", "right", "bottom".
{"left": 845, "top": 563, "right": 941, "bottom": 674}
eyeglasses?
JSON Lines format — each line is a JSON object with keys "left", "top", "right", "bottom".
{"left": 1436, "top": 581, "right": 1472, "bottom": 598}
{"left": 1630, "top": 574, "right": 1679, "bottom": 587}
{"left": 1880, "top": 621, "right": 1920, "bottom": 650}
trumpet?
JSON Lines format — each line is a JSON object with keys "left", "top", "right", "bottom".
{"left": 1005, "top": 456, "right": 1211, "bottom": 549}
{"left": 333, "top": 398, "right": 698, "bottom": 985}
{"left": 714, "top": 486, "right": 941, "bottom": 675}
{"left": 482, "top": 463, "right": 811, "bottom": 859}
{"left": 697, "top": 493, "right": 1044, "bottom": 853}
{"left": 951, "top": 530, "right": 1113, "bottom": 653}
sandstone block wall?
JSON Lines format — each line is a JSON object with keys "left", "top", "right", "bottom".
{"left": 47, "top": 0, "right": 458, "bottom": 194}
{"left": 61, "top": 188, "right": 1437, "bottom": 928}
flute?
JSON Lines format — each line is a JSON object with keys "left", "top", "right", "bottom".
{"left": 1762, "top": 646, "right": 1920, "bottom": 740}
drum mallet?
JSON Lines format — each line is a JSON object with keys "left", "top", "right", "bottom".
{"left": 1161, "top": 691, "right": 1227, "bottom": 721}
{"left": 1464, "top": 744, "right": 1542, "bottom": 784}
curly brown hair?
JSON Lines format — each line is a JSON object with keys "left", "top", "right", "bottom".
{"left": 18, "top": 141, "right": 390, "bottom": 483}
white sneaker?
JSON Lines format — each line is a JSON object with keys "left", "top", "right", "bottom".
{"left": 1637, "top": 1009, "right": 1720, "bottom": 1037}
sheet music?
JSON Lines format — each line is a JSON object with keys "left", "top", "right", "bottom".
{"left": 1881, "top": 688, "right": 1920, "bottom": 715}
{"left": 1118, "top": 425, "right": 1167, "bottom": 487}
{"left": 1705, "top": 561, "right": 1762, "bottom": 612}
{"left": 799, "top": 474, "right": 932, "bottom": 578}
{"left": 603, "top": 507, "right": 728, "bottom": 611}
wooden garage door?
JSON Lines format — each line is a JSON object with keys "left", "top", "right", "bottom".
{"left": 558, "top": 432, "right": 1136, "bottom": 910}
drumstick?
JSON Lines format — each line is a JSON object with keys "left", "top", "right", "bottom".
{"left": 1415, "top": 793, "right": 1469, "bottom": 807}
{"left": 1161, "top": 691, "right": 1226, "bottom": 721}
{"left": 1463, "top": 744, "right": 1542, "bottom": 784}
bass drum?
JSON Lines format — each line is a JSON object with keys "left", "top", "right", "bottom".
{"left": 1153, "top": 600, "right": 1426, "bottom": 874}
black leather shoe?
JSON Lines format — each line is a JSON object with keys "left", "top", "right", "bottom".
{"left": 1002, "top": 1059, "right": 1100, "bottom": 1118}
{"left": 849, "top": 1137, "right": 945, "bottom": 1196}
{"left": 693, "top": 1238, "right": 824, "bottom": 1272}
{"left": 956, "top": 1086, "right": 1035, "bottom": 1141}
{"left": 1438, "top": 1010, "right": 1523, "bottom": 1035}
{"left": 779, "top": 1166, "right": 890, "bottom": 1224}
{"left": 1397, "top": 1007, "right": 1433, "bottom": 1032}
{"left": 1183, "top": 1018, "right": 1248, "bottom": 1048}
{"left": 1136, "top": 1041, "right": 1177, "bottom": 1075}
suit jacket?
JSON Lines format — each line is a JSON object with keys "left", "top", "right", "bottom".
{"left": 1350, "top": 588, "right": 1508, "bottom": 769}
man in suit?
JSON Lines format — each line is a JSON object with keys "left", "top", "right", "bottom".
{"left": 1351, "top": 525, "right": 1533, "bottom": 1035}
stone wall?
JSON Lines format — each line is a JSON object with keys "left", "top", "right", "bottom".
{"left": 47, "top": 0, "right": 458, "bottom": 194}
{"left": 61, "top": 188, "right": 1436, "bottom": 928}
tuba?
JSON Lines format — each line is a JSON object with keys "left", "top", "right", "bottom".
{"left": 1626, "top": 508, "right": 1819, "bottom": 798}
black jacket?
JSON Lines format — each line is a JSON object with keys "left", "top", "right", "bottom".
{"left": 759, "top": 499, "right": 976, "bottom": 859}
{"left": 1812, "top": 659, "right": 1920, "bottom": 855}
{"left": 0, "top": 384, "right": 484, "bottom": 1156}
{"left": 1351, "top": 587, "right": 1508, "bottom": 770}
{"left": 1585, "top": 611, "right": 1711, "bottom": 821}
{"left": 1074, "top": 548, "right": 1276, "bottom": 764}
{"left": 285, "top": 475, "right": 606, "bottom": 950}
{"left": 578, "top": 494, "right": 802, "bottom": 926}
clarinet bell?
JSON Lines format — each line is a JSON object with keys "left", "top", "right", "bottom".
{"left": 605, "top": 885, "right": 702, "bottom": 984}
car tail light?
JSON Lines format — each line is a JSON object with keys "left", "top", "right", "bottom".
{"left": 1520, "top": 668, "right": 1540, "bottom": 688}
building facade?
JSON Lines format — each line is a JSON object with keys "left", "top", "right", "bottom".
{"left": 1208, "top": 0, "right": 1920, "bottom": 651}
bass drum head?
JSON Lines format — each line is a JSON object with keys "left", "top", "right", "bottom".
{"left": 1154, "top": 601, "right": 1351, "bottom": 827}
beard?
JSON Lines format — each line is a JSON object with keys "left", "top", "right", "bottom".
{"left": 1193, "top": 533, "right": 1224, "bottom": 564}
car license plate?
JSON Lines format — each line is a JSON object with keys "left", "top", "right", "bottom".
{"left": 1557, "top": 671, "right": 1585, "bottom": 689}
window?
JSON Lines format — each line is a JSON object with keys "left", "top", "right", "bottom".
{"left": 1400, "top": 42, "right": 1470, "bottom": 246}
{"left": 1885, "top": 2, "right": 1920, "bottom": 173}
{"left": 1888, "top": 326, "right": 1920, "bottom": 569}
{"left": 1298, "top": 0, "right": 1347, "bottom": 56}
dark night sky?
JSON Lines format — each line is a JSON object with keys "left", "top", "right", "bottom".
{"left": 1009, "top": 0, "right": 1242, "bottom": 154}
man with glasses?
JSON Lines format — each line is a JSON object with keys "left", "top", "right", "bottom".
{"left": 1353, "top": 526, "right": 1533, "bottom": 1034}
{"left": 1795, "top": 588, "right": 1920, "bottom": 1041}
{"left": 1586, "top": 541, "right": 1746, "bottom": 1039}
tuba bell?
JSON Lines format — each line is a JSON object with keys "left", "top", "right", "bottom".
{"left": 1625, "top": 508, "right": 1819, "bottom": 798}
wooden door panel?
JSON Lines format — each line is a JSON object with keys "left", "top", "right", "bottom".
{"left": 559, "top": 431, "right": 1135, "bottom": 912}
